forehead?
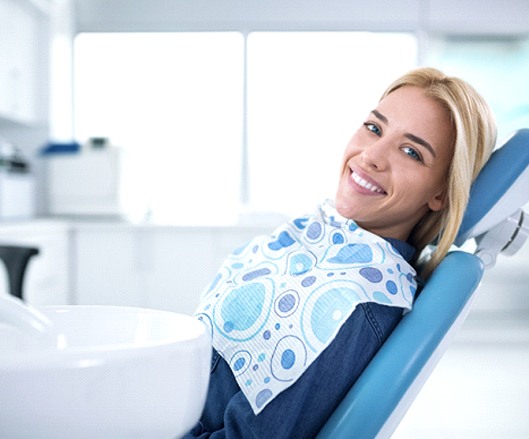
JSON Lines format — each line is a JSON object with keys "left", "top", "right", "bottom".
{"left": 377, "top": 86, "right": 449, "bottom": 129}
{"left": 376, "top": 86, "right": 453, "bottom": 151}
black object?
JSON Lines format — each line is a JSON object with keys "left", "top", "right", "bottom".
{"left": 0, "top": 245, "right": 39, "bottom": 300}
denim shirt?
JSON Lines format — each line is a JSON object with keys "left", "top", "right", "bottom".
{"left": 184, "top": 238, "right": 414, "bottom": 439}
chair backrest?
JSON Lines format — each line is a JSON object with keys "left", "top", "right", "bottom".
{"left": 317, "top": 129, "right": 529, "bottom": 438}
{"left": 456, "top": 128, "right": 529, "bottom": 245}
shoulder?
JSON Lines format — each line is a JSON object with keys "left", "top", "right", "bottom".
{"left": 357, "top": 302, "right": 404, "bottom": 344}
{"left": 327, "top": 302, "right": 404, "bottom": 360}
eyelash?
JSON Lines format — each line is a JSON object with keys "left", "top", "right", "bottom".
{"left": 362, "top": 122, "right": 424, "bottom": 163}
{"left": 401, "top": 146, "right": 423, "bottom": 163}
{"left": 363, "top": 122, "right": 381, "bottom": 136}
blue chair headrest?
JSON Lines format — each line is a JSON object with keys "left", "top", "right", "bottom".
{"left": 455, "top": 129, "right": 529, "bottom": 246}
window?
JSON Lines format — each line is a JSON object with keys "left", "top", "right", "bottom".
{"left": 74, "top": 32, "right": 244, "bottom": 224}
{"left": 424, "top": 36, "right": 529, "bottom": 144}
{"left": 74, "top": 31, "right": 418, "bottom": 224}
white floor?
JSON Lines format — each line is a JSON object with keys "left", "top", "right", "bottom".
{"left": 392, "top": 312, "right": 529, "bottom": 439}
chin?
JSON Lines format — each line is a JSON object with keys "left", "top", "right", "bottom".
{"left": 334, "top": 198, "right": 353, "bottom": 219}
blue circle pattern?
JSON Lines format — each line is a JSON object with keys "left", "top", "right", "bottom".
{"left": 195, "top": 201, "right": 417, "bottom": 414}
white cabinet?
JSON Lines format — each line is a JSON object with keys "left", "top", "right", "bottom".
{"left": 136, "top": 228, "right": 218, "bottom": 313}
{"left": 73, "top": 226, "right": 220, "bottom": 314}
{"left": 0, "top": 220, "right": 272, "bottom": 315}
{"left": 0, "top": 220, "right": 70, "bottom": 305}
{"left": 72, "top": 226, "right": 143, "bottom": 307}
{"left": 72, "top": 224, "right": 271, "bottom": 315}
{"left": 0, "top": 0, "right": 41, "bottom": 124}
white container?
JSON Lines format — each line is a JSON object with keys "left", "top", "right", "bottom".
{"left": 0, "top": 171, "right": 35, "bottom": 219}
{"left": 0, "top": 296, "right": 212, "bottom": 439}
{"left": 47, "top": 148, "right": 123, "bottom": 216}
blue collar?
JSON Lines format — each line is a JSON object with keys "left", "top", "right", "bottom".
{"left": 384, "top": 237, "right": 415, "bottom": 263}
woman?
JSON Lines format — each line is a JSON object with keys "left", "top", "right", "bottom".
{"left": 185, "top": 67, "right": 497, "bottom": 438}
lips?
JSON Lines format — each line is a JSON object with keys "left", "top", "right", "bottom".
{"left": 350, "top": 169, "right": 386, "bottom": 194}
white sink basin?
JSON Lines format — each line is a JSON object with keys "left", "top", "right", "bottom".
{"left": 0, "top": 297, "right": 211, "bottom": 439}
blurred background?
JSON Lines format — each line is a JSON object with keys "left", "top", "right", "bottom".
{"left": 1, "top": 0, "right": 528, "bottom": 437}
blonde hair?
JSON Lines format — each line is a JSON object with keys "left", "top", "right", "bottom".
{"left": 381, "top": 67, "right": 497, "bottom": 279}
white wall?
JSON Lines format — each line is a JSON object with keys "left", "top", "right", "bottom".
{"left": 73, "top": 0, "right": 529, "bottom": 35}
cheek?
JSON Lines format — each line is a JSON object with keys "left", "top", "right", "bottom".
{"left": 397, "top": 169, "right": 439, "bottom": 200}
{"left": 341, "top": 136, "right": 362, "bottom": 162}
{"left": 338, "top": 147, "right": 352, "bottom": 171}
{"left": 411, "top": 173, "right": 446, "bottom": 204}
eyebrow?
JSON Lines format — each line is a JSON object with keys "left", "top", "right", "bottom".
{"left": 371, "top": 109, "right": 437, "bottom": 158}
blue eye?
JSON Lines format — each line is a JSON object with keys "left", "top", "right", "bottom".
{"left": 402, "top": 146, "right": 423, "bottom": 162}
{"left": 363, "top": 122, "right": 381, "bottom": 136}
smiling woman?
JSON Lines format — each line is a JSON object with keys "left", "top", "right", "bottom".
{"left": 184, "top": 67, "right": 497, "bottom": 438}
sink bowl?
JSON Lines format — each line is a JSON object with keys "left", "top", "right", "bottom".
{"left": 0, "top": 299, "right": 211, "bottom": 439}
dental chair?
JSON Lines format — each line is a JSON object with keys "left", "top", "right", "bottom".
{"left": 317, "top": 129, "right": 529, "bottom": 438}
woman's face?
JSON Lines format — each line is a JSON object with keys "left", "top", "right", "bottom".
{"left": 335, "top": 85, "right": 454, "bottom": 241}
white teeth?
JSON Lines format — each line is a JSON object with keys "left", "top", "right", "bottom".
{"left": 352, "top": 172, "right": 384, "bottom": 193}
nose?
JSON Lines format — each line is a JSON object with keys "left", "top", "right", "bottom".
{"left": 360, "top": 139, "right": 390, "bottom": 171}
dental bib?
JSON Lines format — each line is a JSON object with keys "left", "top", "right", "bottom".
{"left": 195, "top": 200, "right": 417, "bottom": 414}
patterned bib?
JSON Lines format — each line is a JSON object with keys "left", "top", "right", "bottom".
{"left": 195, "top": 200, "right": 417, "bottom": 414}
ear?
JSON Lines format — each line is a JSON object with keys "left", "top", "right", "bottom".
{"left": 428, "top": 190, "right": 446, "bottom": 212}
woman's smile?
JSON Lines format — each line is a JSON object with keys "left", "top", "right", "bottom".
{"left": 350, "top": 168, "right": 387, "bottom": 195}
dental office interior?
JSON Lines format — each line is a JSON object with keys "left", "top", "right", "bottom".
{"left": 1, "top": 0, "right": 529, "bottom": 437}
